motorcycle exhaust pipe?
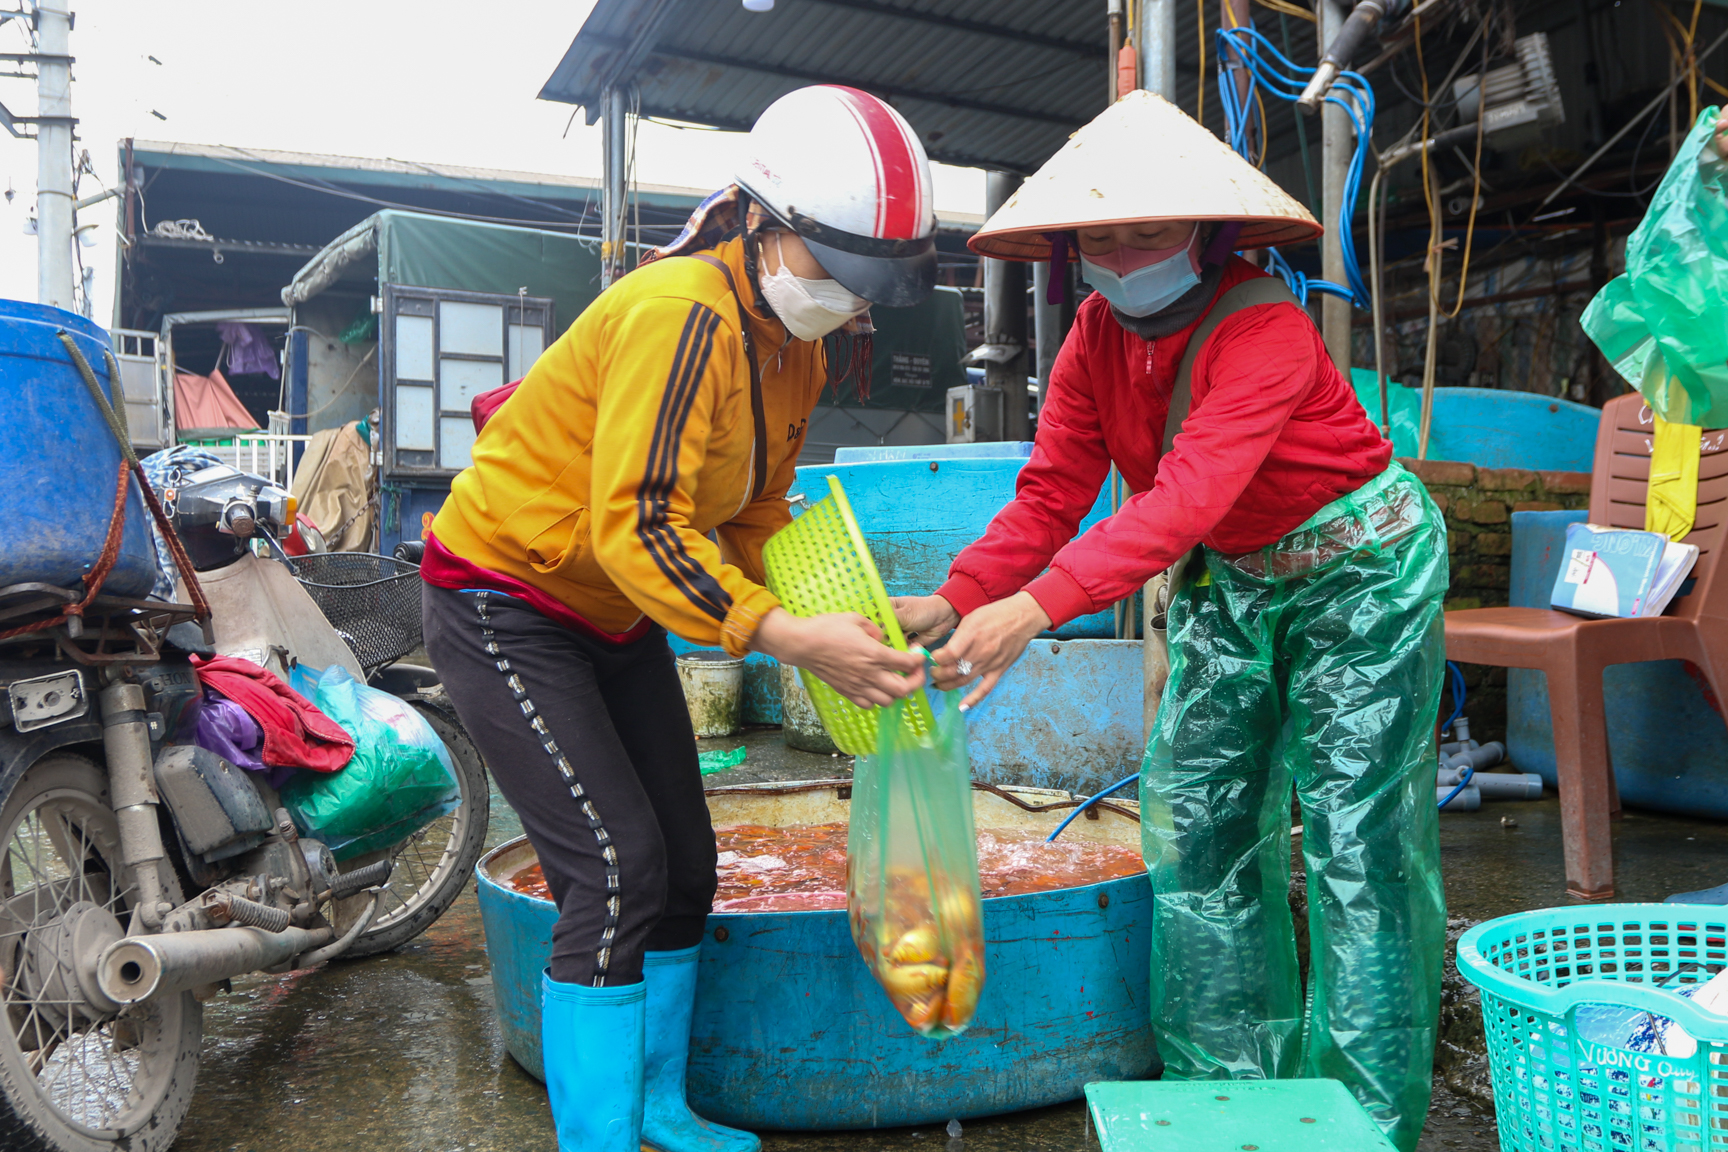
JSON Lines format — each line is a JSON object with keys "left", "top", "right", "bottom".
{"left": 97, "top": 923, "right": 334, "bottom": 1005}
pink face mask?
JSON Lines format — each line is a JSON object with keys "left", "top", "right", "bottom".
{"left": 1084, "top": 225, "right": 1200, "bottom": 276}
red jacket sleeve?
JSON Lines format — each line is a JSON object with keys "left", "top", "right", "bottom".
{"left": 942, "top": 302, "right": 1324, "bottom": 627}
{"left": 937, "top": 310, "right": 1114, "bottom": 619}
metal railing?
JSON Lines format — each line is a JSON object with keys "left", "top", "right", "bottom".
{"left": 180, "top": 433, "right": 313, "bottom": 490}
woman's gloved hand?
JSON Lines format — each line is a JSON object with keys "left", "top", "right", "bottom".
{"left": 930, "top": 591, "right": 1050, "bottom": 711}
{"left": 891, "top": 594, "right": 961, "bottom": 647}
{"left": 751, "top": 608, "right": 927, "bottom": 708}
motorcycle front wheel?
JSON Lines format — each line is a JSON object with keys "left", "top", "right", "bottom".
{"left": 0, "top": 753, "right": 199, "bottom": 1152}
{"left": 332, "top": 695, "right": 490, "bottom": 957}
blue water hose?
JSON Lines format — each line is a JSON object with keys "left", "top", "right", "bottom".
{"left": 1216, "top": 26, "right": 1376, "bottom": 308}
{"left": 1436, "top": 660, "right": 1469, "bottom": 808}
{"left": 1047, "top": 772, "right": 1141, "bottom": 842}
{"left": 1437, "top": 764, "right": 1475, "bottom": 810}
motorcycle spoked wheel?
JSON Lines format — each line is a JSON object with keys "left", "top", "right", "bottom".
{"left": 330, "top": 698, "right": 490, "bottom": 957}
{"left": 0, "top": 754, "right": 199, "bottom": 1152}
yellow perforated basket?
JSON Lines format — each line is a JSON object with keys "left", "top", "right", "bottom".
{"left": 762, "top": 475, "right": 934, "bottom": 755}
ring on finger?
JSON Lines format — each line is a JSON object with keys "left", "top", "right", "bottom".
{"left": 955, "top": 658, "right": 974, "bottom": 677}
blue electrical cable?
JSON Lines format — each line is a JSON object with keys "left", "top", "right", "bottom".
{"left": 1442, "top": 659, "right": 1467, "bottom": 734}
{"left": 1215, "top": 26, "right": 1376, "bottom": 309}
{"left": 1046, "top": 772, "right": 1141, "bottom": 842}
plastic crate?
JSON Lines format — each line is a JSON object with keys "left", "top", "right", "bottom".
{"left": 761, "top": 474, "right": 932, "bottom": 754}
{"left": 1084, "top": 1079, "right": 1396, "bottom": 1151}
{"left": 1457, "top": 904, "right": 1728, "bottom": 1152}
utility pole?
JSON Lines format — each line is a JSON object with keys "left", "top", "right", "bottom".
{"left": 600, "top": 86, "right": 628, "bottom": 288}
{"left": 35, "top": 2, "right": 75, "bottom": 311}
{"left": 983, "top": 171, "right": 1027, "bottom": 441}
{"left": 1318, "top": 0, "right": 1353, "bottom": 371}
{"left": 1138, "top": 0, "right": 1178, "bottom": 99}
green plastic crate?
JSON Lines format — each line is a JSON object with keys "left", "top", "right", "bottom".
{"left": 1085, "top": 1079, "right": 1396, "bottom": 1151}
{"left": 761, "top": 474, "right": 932, "bottom": 755}
{"left": 1457, "top": 904, "right": 1728, "bottom": 1152}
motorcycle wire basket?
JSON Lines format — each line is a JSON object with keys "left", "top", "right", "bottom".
{"left": 1455, "top": 904, "right": 1728, "bottom": 1152}
{"left": 761, "top": 473, "right": 933, "bottom": 755}
{"left": 288, "top": 552, "right": 422, "bottom": 672}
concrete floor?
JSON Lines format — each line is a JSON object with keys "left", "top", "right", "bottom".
{"left": 169, "top": 727, "right": 1728, "bottom": 1152}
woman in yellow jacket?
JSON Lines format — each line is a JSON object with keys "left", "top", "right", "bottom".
{"left": 421, "top": 87, "right": 935, "bottom": 1152}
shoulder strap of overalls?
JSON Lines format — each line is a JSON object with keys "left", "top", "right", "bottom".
{"left": 1162, "top": 275, "right": 1301, "bottom": 455}
{"left": 686, "top": 253, "right": 770, "bottom": 501}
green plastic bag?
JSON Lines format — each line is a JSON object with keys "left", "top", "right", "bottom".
{"left": 846, "top": 690, "right": 985, "bottom": 1039}
{"left": 282, "top": 665, "right": 461, "bottom": 860}
{"left": 1582, "top": 107, "right": 1728, "bottom": 425}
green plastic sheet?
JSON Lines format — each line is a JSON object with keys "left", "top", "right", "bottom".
{"left": 1141, "top": 463, "right": 1448, "bottom": 1152}
{"left": 847, "top": 692, "right": 985, "bottom": 1039}
{"left": 697, "top": 746, "right": 747, "bottom": 774}
{"left": 1582, "top": 108, "right": 1728, "bottom": 426}
{"left": 283, "top": 665, "right": 461, "bottom": 861}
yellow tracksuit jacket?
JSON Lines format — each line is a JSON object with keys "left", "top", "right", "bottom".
{"left": 431, "top": 238, "right": 825, "bottom": 655}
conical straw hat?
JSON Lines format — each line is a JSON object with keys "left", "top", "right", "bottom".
{"left": 969, "top": 90, "right": 1322, "bottom": 261}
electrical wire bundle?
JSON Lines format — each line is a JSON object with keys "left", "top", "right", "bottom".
{"left": 1215, "top": 26, "right": 1376, "bottom": 308}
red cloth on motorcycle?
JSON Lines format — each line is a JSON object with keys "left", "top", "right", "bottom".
{"left": 190, "top": 654, "right": 355, "bottom": 773}
{"left": 470, "top": 379, "right": 522, "bottom": 432}
{"left": 937, "top": 258, "right": 1392, "bottom": 627}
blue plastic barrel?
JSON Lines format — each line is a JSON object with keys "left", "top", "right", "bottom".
{"left": 476, "top": 834, "right": 1158, "bottom": 1129}
{"left": 0, "top": 300, "right": 155, "bottom": 598}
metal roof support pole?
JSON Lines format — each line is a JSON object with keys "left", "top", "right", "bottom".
{"left": 1318, "top": 0, "right": 1353, "bottom": 371}
{"left": 600, "top": 85, "right": 628, "bottom": 289}
{"left": 36, "top": 3, "right": 75, "bottom": 311}
{"left": 1137, "top": 0, "right": 1179, "bottom": 98}
{"left": 984, "top": 171, "right": 1028, "bottom": 443}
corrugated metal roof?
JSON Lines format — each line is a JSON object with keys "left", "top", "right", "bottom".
{"left": 539, "top": 0, "right": 1116, "bottom": 173}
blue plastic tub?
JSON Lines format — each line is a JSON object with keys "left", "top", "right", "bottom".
{"left": 0, "top": 300, "right": 155, "bottom": 598}
{"left": 475, "top": 781, "right": 1158, "bottom": 1129}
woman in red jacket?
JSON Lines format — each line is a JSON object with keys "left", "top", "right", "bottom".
{"left": 895, "top": 93, "right": 1447, "bottom": 1152}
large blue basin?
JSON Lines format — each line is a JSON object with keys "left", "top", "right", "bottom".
{"left": 475, "top": 781, "right": 1158, "bottom": 1129}
{"left": 0, "top": 300, "right": 155, "bottom": 597}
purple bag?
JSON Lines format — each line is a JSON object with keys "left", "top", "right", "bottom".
{"left": 192, "top": 687, "right": 297, "bottom": 790}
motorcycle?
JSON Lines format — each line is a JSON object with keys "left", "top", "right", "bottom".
{"left": 0, "top": 459, "right": 488, "bottom": 1152}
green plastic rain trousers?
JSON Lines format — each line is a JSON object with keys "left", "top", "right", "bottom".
{"left": 1141, "top": 461, "right": 1448, "bottom": 1152}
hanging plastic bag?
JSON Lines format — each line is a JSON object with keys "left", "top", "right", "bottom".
{"left": 846, "top": 690, "right": 985, "bottom": 1039}
{"left": 281, "top": 665, "right": 460, "bottom": 860}
{"left": 1581, "top": 107, "right": 1728, "bottom": 426}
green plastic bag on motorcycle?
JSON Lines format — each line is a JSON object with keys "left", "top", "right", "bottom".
{"left": 281, "top": 665, "right": 460, "bottom": 860}
{"left": 846, "top": 689, "right": 986, "bottom": 1039}
{"left": 1581, "top": 107, "right": 1728, "bottom": 424}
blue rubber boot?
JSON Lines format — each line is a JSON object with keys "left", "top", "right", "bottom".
{"left": 642, "top": 946, "right": 760, "bottom": 1152}
{"left": 541, "top": 971, "right": 645, "bottom": 1152}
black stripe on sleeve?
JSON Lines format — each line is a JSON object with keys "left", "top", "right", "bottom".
{"left": 636, "top": 303, "right": 733, "bottom": 623}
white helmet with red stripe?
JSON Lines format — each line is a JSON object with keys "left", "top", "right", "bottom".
{"left": 737, "top": 85, "right": 937, "bottom": 308}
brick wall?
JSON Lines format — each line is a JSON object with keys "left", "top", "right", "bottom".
{"left": 1399, "top": 457, "right": 1593, "bottom": 741}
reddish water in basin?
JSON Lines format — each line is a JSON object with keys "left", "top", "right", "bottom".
{"left": 507, "top": 823, "right": 1146, "bottom": 912}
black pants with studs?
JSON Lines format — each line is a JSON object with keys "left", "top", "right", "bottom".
{"left": 422, "top": 583, "right": 717, "bottom": 987}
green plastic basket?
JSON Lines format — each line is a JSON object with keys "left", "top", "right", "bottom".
{"left": 1456, "top": 904, "right": 1728, "bottom": 1152}
{"left": 762, "top": 474, "right": 933, "bottom": 755}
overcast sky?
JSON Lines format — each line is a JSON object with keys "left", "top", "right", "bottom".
{"left": 0, "top": 0, "right": 986, "bottom": 323}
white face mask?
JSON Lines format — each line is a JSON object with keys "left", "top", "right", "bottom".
{"left": 757, "top": 232, "right": 869, "bottom": 341}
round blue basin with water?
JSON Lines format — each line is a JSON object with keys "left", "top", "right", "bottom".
{"left": 474, "top": 781, "right": 1157, "bottom": 1129}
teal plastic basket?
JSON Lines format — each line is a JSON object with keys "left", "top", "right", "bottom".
{"left": 1456, "top": 905, "right": 1728, "bottom": 1152}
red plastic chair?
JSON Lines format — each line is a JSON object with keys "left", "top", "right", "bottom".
{"left": 1444, "top": 393, "right": 1728, "bottom": 899}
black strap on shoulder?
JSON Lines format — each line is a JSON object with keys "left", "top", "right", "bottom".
{"left": 1162, "top": 276, "right": 1301, "bottom": 455}
{"left": 687, "top": 253, "right": 769, "bottom": 500}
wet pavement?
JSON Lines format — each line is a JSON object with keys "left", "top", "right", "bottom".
{"left": 171, "top": 727, "right": 1728, "bottom": 1152}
